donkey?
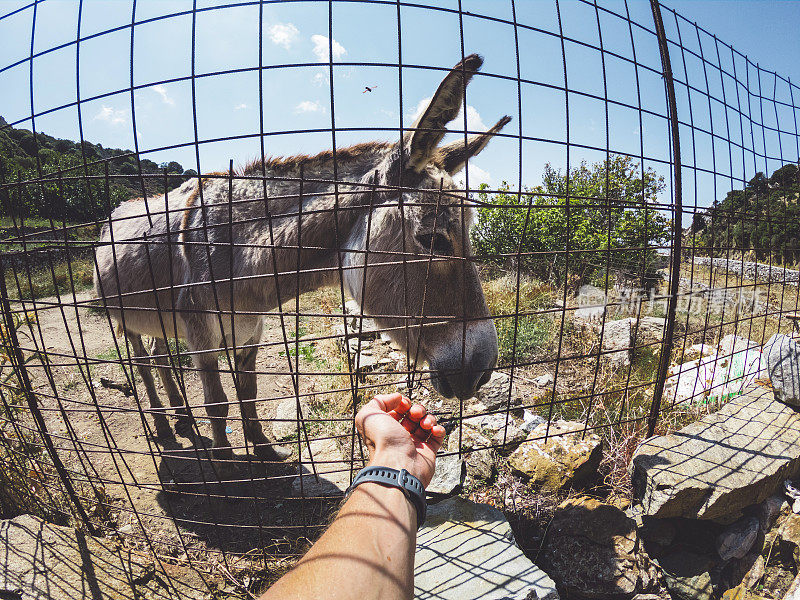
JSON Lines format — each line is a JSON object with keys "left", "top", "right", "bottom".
{"left": 94, "top": 54, "right": 507, "bottom": 469}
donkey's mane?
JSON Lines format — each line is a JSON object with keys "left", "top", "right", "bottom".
{"left": 240, "top": 141, "right": 392, "bottom": 176}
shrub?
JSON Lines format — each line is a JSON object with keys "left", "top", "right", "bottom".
{"left": 472, "top": 156, "right": 670, "bottom": 287}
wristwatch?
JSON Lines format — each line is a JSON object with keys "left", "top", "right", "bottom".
{"left": 348, "top": 466, "right": 427, "bottom": 529}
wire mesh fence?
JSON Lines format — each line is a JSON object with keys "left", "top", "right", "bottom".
{"left": 1, "top": 0, "right": 799, "bottom": 595}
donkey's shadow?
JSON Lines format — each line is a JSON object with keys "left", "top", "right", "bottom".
{"left": 154, "top": 439, "right": 341, "bottom": 553}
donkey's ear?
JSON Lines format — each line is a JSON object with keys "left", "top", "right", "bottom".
{"left": 405, "top": 54, "right": 484, "bottom": 172}
{"left": 434, "top": 115, "right": 511, "bottom": 175}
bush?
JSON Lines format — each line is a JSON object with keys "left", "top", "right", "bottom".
{"left": 472, "top": 156, "right": 670, "bottom": 287}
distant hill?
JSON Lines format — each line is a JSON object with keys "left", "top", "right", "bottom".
{"left": 689, "top": 163, "right": 800, "bottom": 265}
{"left": 0, "top": 116, "right": 194, "bottom": 221}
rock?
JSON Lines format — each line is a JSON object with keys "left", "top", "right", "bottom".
{"left": 352, "top": 352, "right": 378, "bottom": 372}
{"left": 0, "top": 514, "right": 215, "bottom": 599}
{"left": 742, "top": 554, "right": 766, "bottom": 589}
{"left": 719, "top": 335, "right": 759, "bottom": 357}
{"left": 683, "top": 343, "right": 716, "bottom": 362}
{"left": 663, "top": 355, "right": 714, "bottom": 404}
{"left": 521, "top": 409, "right": 546, "bottom": 432}
{"left": 450, "top": 426, "right": 492, "bottom": 451}
{"left": 291, "top": 438, "right": 357, "bottom": 496}
{"left": 414, "top": 497, "right": 559, "bottom": 600}
{"left": 750, "top": 494, "right": 786, "bottom": 532}
{"left": 426, "top": 453, "right": 463, "bottom": 495}
{"left": 575, "top": 304, "right": 607, "bottom": 322}
{"left": 461, "top": 408, "right": 529, "bottom": 452}
{"left": 575, "top": 284, "right": 608, "bottom": 323}
{"left": 464, "top": 410, "right": 513, "bottom": 432}
{"left": 490, "top": 420, "right": 529, "bottom": 453}
{"left": 272, "top": 397, "right": 311, "bottom": 440}
{"left": 717, "top": 517, "right": 760, "bottom": 561}
{"left": 464, "top": 401, "right": 488, "bottom": 416}
{"left": 344, "top": 299, "right": 379, "bottom": 333}
{"left": 508, "top": 420, "right": 602, "bottom": 492}
{"left": 632, "top": 316, "right": 666, "bottom": 346}
{"left": 664, "top": 336, "right": 767, "bottom": 405}
{"left": 465, "top": 448, "right": 494, "bottom": 482}
{"left": 474, "top": 371, "right": 522, "bottom": 410}
{"left": 766, "top": 334, "right": 800, "bottom": 407}
{"left": 784, "top": 573, "right": 800, "bottom": 600}
{"left": 541, "top": 496, "right": 658, "bottom": 599}
{"left": 534, "top": 373, "right": 554, "bottom": 387}
{"left": 601, "top": 318, "right": 632, "bottom": 367}
{"left": 775, "top": 510, "right": 800, "bottom": 568}
{"left": 639, "top": 517, "right": 676, "bottom": 556}
{"left": 631, "top": 386, "right": 800, "bottom": 520}
{"left": 445, "top": 427, "right": 494, "bottom": 482}
{"left": 721, "top": 584, "right": 771, "bottom": 600}
{"left": 657, "top": 551, "right": 716, "bottom": 600}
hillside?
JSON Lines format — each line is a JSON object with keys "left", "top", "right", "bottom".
{"left": 0, "top": 116, "right": 193, "bottom": 222}
{"left": 690, "top": 163, "right": 800, "bottom": 265}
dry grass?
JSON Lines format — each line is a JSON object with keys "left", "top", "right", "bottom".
{"left": 4, "top": 253, "right": 95, "bottom": 300}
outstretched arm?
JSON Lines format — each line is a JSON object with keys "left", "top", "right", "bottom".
{"left": 260, "top": 393, "right": 445, "bottom": 600}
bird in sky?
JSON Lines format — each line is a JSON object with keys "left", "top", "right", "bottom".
{"left": 363, "top": 85, "right": 378, "bottom": 93}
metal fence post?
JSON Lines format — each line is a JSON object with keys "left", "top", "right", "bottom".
{"left": 647, "top": 0, "right": 683, "bottom": 437}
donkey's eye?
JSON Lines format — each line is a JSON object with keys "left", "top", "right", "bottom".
{"left": 415, "top": 233, "right": 453, "bottom": 256}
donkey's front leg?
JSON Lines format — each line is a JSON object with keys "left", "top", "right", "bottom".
{"left": 128, "top": 333, "right": 174, "bottom": 440}
{"left": 236, "top": 343, "right": 291, "bottom": 462}
{"left": 150, "top": 337, "right": 193, "bottom": 438}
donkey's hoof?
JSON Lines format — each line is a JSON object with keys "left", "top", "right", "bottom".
{"left": 153, "top": 418, "right": 175, "bottom": 441}
{"left": 175, "top": 417, "right": 194, "bottom": 438}
{"left": 255, "top": 442, "right": 292, "bottom": 462}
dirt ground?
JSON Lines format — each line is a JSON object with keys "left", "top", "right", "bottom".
{"left": 12, "top": 290, "right": 364, "bottom": 564}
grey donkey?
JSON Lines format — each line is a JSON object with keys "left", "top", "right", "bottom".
{"left": 94, "top": 53, "right": 508, "bottom": 470}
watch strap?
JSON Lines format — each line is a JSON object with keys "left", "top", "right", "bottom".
{"left": 348, "top": 466, "right": 427, "bottom": 529}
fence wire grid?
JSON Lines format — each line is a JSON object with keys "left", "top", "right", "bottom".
{"left": 1, "top": 0, "right": 800, "bottom": 595}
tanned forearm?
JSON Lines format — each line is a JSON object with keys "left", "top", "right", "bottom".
{"left": 261, "top": 480, "right": 416, "bottom": 600}
{"left": 260, "top": 394, "right": 444, "bottom": 600}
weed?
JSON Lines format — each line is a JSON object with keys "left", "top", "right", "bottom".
{"left": 483, "top": 274, "right": 558, "bottom": 364}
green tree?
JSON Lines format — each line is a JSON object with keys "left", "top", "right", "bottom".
{"left": 472, "top": 155, "right": 670, "bottom": 286}
{"left": 696, "top": 164, "right": 800, "bottom": 264}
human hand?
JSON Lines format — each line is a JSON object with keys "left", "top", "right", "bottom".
{"left": 355, "top": 393, "right": 446, "bottom": 488}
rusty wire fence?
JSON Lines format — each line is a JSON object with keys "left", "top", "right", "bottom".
{"left": 1, "top": 0, "right": 800, "bottom": 594}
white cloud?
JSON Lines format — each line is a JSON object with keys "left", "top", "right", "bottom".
{"left": 93, "top": 105, "right": 126, "bottom": 126}
{"left": 312, "top": 71, "right": 328, "bottom": 86}
{"left": 234, "top": 103, "right": 248, "bottom": 110}
{"left": 411, "top": 96, "right": 487, "bottom": 132}
{"left": 153, "top": 84, "right": 174, "bottom": 106}
{"left": 311, "top": 34, "right": 346, "bottom": 63}
{"left": 454, "top": 163, "right": 491, "bottom": 188}
{"left": 268, "top": 22, "right": 299, "bottom": 49}
{"left": 295, "top": 100, "right": 323, "bottom": 114}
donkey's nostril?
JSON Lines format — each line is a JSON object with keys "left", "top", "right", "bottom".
{"left": 476, "top": 370, "right": 492, "bottom": 390}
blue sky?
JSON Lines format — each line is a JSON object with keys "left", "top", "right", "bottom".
{"left": 1, "top": 0, "right": 799, "bottom": 208}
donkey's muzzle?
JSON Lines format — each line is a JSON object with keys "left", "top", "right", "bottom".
{"left": 428, "top": 321, "right": 498, "bottom": 400}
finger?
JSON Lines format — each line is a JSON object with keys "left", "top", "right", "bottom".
{"left": 401, "top": 418, "right": 418, "bottom": 434}
{"left": 407, "top": 403, "right": 426, "bottom": 423}
{"left": 396, "top": 395, "right": 412, "bottom": 414}
{"left": 419, "top": 414, "right": 437, "bottom": 430}
{"left": 356, "top": 393, "right": 405, "bottom": 436}
{"left": 387, "top": 409, "right": 403, "bottom": 422}
{"left": 371, "top": 393, "right": 404, "bottom": 413}
{"left": 430, "top": 424, "right": 446, "bottom": 440}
